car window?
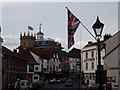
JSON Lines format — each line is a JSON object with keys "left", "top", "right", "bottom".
{"left": 21, "top": 82, "right": 25, "bottom": 86}
{"left": 27, "top": 82, "right": 29, "bottom": 85}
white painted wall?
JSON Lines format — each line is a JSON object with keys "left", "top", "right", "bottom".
{"left": 69, "top": 57, "right": 80, "bottom": 70}
{"left": 81, "top": 44, "right": 105, "bottom": 83}
{"left": 104, "top": 46, "right": 119, "bottom": 88}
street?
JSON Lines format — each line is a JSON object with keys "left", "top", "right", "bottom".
{"left": 39, "top": 80, "right": 86, "bottom": 90}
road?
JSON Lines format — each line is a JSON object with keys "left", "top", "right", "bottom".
{"left": 39, "top": 80, "right": 86, "bottom": 90}
{"left": 37, "top": 81, "right": 117, "bottom": 90}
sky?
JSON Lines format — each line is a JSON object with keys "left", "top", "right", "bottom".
{"left": 0, "top": 0, "right": 119, "bottom": 52}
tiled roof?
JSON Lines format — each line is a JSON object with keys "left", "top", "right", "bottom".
{"left": 83, "top": 41, "right": 104, "bottom": 48}
{"left": 2, "top": 46, "right": 26, "bottom": 60}
{"left": 31, "top": 48, "right": 56, "bottom": 59}
{"left": 19, "top": 50, "right": 39, "bottom": 64}
{"left": 58, "top": 50, "right": 68, "bottom": 56}
{"left": 68, "top": 48, "right": 81, "bottom": 58}
{"left": 83, "top": 42, "right": 97, "bottom": 48}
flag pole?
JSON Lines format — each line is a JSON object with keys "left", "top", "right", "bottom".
{"left": 80, "top": 22, "right": 97, "bottom": 41}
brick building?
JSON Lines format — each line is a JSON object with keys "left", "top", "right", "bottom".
{"left": 2, "top": 46, "right": 27, "bottom": 89}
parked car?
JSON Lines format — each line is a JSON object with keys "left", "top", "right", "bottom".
{"left": 65, "top": 79, "right": 73, "bottom": 87}
{"left": 59, "top": 78, "right": 66, "bottom": 82}
{"left": 56, "top": 79, "right": 61, "bottom": 83}
{"left": 28, "top": 83, "right": 34, "bottom": 90}
{"left": 38, "top": 80, "right": 45, "bottom": 86}
{"left": 32, "top": 80, "right": 42, "bottom": 89}
{"left": 15, "top": 80, "right": 29, "bottom": 89}
{"left": 49, "top": 78, "right": 56, "bottom": 84}
{"left": 87, "top": 83, "right": 98, "bottom": 90}
{"left": 20, "top": 80, "right": 29, "bottom": 89}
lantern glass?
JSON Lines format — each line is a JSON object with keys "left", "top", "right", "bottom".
{"left": 92, "top": 16, "right": 104, "bottom": 38}
{"left": 94, "top": 28, "right": 103, "bottom": 36}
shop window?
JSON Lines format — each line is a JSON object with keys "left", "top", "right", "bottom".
{"left": 86, "top": 63, "right": 88, "bottom": 70}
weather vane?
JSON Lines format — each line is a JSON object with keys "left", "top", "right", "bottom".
{"left": 39, "top": 23, "right": 42, "bottom": 32}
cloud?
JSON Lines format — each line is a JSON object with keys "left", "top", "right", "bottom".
{"left": 74, "top": 41, "right": 87, "bottom": 49}
{"left": 2, "top": 34, "right": 19, "bottom": 50}
{"left": 1, "top": 34, "right": 87, "bottom": 51}
{"left": 55, "top": 37, "right": 88, "bottom": 51}
{"left": 55, "top": 37, "right": 64, "bottom": 43}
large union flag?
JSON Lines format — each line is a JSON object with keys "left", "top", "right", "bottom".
{"left": 67, "top": 8, "right": 80, "bottom": 49}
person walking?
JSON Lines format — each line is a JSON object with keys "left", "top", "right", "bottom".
{"left": 15, "top": 81, "right": 20, "bottom": 90}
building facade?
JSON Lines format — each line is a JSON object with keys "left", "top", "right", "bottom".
{"left": 104, "top": 31, "right": 120, "bottom": 89}
{"left": 81, "top": 41, "right": 105, "bottom": 84}
{"left": 68, "top": 48, "right": 81, "bottom": 80}
{"left": 2, "top": 46, "right": 27, "bottom": 89}
{"left": 18, "top": 25, "right": 64, "bottom": 81}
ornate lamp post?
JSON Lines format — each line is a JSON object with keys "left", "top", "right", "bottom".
{"left": 92, "top": 16, "right": 104, "bottom": 68}
{"left": 92, "top": 16, "right": 107, "bottom": 90}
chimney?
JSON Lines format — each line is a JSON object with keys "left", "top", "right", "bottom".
{"left": 13, "top": 49, "right": 17, "bottom": 53}
{"left": 104, "top": 34, "right": 112, "bottom": 41}
{"left": 88, "top": 41, "right": 92, "bottom": 44}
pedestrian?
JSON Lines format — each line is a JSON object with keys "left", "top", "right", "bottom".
{"left": 15, "top": 81, "right": 20, "bottom": 90}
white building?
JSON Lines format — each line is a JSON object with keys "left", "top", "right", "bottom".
{"left": 104, "top": 31, "right": 120, "bottom": 89}
{"left": 69, "top": 57, "right": 80, "bottom": 79}
{"left": 81, "top": 41, "right": 105, "bottom": 84}
{"left": 26, "top": 51, "right": 62, "bottom": 80}
{"left": 68, "top": 48, "right": 81, "bottom": 79}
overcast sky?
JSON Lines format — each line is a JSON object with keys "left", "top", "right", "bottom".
{"left": 1, "top": 1, "right": 119, "bottom": 51}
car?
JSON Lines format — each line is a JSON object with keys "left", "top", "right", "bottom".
{"left": 32, "top": 80, "right": 42, "bottom": 89}
{"left": 65, "top": 79, "right": 73, "bottom": 87}
{"left": 15, "top": 80, "right": 29, "bottom": 89}
{"left": 59, "top": 78, "right": 66, "bottom": 82}
{"left": 56, "top": 79, "right": 61, "bottom": 83}
{"left": 49, "top": 78, "right": 56, "bottom": 83}
{"left": 39, "top": 80, "right": 45, "bottom": 86}
{"left": 87, "top": 83, "right": 98, "bottom": 90}
{"left": 28, "top": 83, "right": 34, "bottom": 90}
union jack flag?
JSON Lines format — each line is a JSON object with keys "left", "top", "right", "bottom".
{"left": 67, "top": 8, "right": 80, "bottom": 49}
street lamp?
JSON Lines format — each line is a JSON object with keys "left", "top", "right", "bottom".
{"left": 92, "top": 16, "right": 104, "bottom": 38}
{"left": 92, "top": 16, "right": 104, "bottom": 68}
{"left": 92, "top": 16, "right": 106, "bottom": 90}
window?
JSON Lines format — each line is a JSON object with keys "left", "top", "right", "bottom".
{"left": 46, "top": 41, "right": 48, "bottom": 45}
{"left": 34, "top": 76, "right": 38, "bottom": 79}
{"left": 59, "top": 64, "right": 61, "bottom": 69}
{"left": 47, "top": 60, "right": 49, "bottom": 64}
{"left": 41, "top": 65, "right": 43, "bottom": 71}
{"left": 91, "top": 51, "right": 94, "bottom": 58}
{"left": 56, "top": 66, "right": 58, "bottom": 71}
{"left": 53, "top": 65, "right": 55, "bottom": 70}
{"left": 91, "top": 62, "right": 94, "bottom": 69}
{"left": 35, "top": 67, "right": 39, "bottom": 71}
{"left": 47, "top": 65, "right": 49, "bottom": 72}
{"left": 21, "top": 82, "right": 24, "bottom": 86}
{"left": 23, "top": 43, "right": 26, "bottom": 47}
{"left": 86, "top": 63, "right": 88, "bottom": 70}
{"left": 53, "top": 58, "right": 55, "bottom": 62}
{"left": 44, "top": 68, "right": 47, "bottom": 72}
{"left": 86, "top": 52, "right": 88, "bottom": 59}
{"left": 29, "top": 64, "right": 34, "bottom": 72}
